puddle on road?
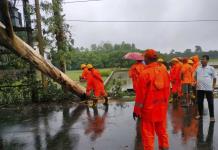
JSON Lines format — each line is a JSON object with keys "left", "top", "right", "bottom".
{"left": 0, "top": 101, "right": 217, "bottom": 150}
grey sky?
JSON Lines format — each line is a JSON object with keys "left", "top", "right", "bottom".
{"left": 62, "top": 0, "right": 218, "bottom": 52}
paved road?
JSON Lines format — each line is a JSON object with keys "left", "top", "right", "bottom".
{"left": 0, "top": 100, "right": 217, "bottom": 150}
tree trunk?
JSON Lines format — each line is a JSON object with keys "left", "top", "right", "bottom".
{"left": 34, "top": 0, "right": 47, "bottom": 89}
{"left": 0, "top": 27, "right": 86, "bottom": 98}
{"left": 22, "top": 0, "right": 38, "bottom": 102}
{"left": 51, "top": 0, "right": 66, "bottom": 73}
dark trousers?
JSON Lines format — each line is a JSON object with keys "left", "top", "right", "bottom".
{"left": 197, "top": 90, "right": 214, "bottom": 117}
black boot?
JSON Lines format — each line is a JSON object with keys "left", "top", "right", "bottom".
{"left": 103, "top": 96, "right": 109, "bottom": 106}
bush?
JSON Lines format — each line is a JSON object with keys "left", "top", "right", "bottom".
{"left": 100, "top": 69, "right": 112, "bottom": 77}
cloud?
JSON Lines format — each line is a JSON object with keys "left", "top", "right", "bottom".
{"left": 58, "top": 0, "right": 218, "bottom": 52}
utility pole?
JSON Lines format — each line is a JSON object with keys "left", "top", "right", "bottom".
{"left": 35, "top": 0, "right": 47, "bottom": 89}
{"left": 22, "top": 0, "right": 38, "bottom": 102}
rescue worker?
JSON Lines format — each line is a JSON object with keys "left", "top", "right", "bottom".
{"left": 181, "top": 58, "right": 193, "bottom": 107}
{"left": 86, "top": 64, "right": 108, "bottom": 107}
{"left": 170, "top": 58, "right": 182, "bottom": 100}
{"left": 80, "top": 64, "right": 90, "bottom": 81}
{"left": 188, "top": 59, "right": 196, "bottom": 103}
{"left": 128, "top": 60, "right": 145, "bottom": 92}
{"left": 191, "top": 55, "right": 200, "bottom": 101}
{"left": 133, "top": 49, "right": 170, "bottom": 150}
{"left": 191, "top": 55, "right": 200, "bottom": 72}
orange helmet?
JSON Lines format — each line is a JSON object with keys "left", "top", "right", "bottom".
{"left": 143, "top": 49, "right": 158, "bottom": 59}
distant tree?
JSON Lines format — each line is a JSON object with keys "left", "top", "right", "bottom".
{"left": 195, "top": 45, "right": 203, "bottom": 53}
{"left": 90, "top": 44, "right": 97, "bottom": 51}
{"left": 170, "top": 49, "right": 175, "bottom": 54}
{"left": 184, "top": 49, "right": 192, "bottom": 57}
{"left": 103, "top": 43, "right": 113, "bottom": 51}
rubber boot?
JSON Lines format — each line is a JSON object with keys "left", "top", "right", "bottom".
{"left": 103, "top": 96, "right": 109, "bottom": 106}
{"left": 92, "top": 97, "right": 98, "bottom": 108}
{"left": 159, "top": 148, "right": 169, "bottom": 150}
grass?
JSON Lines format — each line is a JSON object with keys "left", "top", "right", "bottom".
{"left": 209, "top": 59, "right": 218, "bottom": 63}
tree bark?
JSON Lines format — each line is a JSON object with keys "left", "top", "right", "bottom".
{"left": 51, "top": 0, "right": 66, "bottom": 73}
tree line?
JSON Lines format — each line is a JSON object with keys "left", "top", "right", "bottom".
{"left": 51, "top": 44, "right": 218, "bottom": 70}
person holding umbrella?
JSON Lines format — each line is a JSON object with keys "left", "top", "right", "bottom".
{"left": 124, "top": 52, "right": 145, "bottom": 92}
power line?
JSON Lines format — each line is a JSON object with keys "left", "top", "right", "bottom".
{"left": 63, "top": 0, "right": 103, "bottom": 4}
{"left": 15, "top": 0, "right": 102, "bottom": 6}
{"left": 65, "top": 19, "right": 218, "bottom": 23}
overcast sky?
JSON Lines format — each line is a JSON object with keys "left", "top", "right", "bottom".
{"left": 61, "top": 0, "right": 218, "bottom": 52}
{"left": 15, "top": 0, "right": 218, "bottom": 53}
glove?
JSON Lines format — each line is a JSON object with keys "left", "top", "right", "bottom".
{"left": 133, "top": 112, "right": 138, "bottom": 120}
{"left": 133, "top": 106, "right": 142, "bottom": 120}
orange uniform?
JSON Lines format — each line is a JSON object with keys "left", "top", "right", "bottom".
{"left": 81, "top": 67, "right": 90, "bottom": 80}
{"left": 134, "top": 62, "right": 170, "bottom": 150}
{"left": 192, "top": 55, "right": 200, "bottom": 72}
{"left": 170, "top": 62, "right": 182, "bottom": 95}
{"left": 86, "top": 68, "right": 107, "bottom": 97}
{"left": 181, "top": 63, "right": 193, "bottom": 84}
{"left": 191, "top": 55, "right": 200, "bottom": 85}
{"left": 129, "top": 62, "right": 145, "bottom": 91}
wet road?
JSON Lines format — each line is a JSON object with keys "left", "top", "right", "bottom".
{"left": 0, "top": 100, "right": 217, "bottom": 150}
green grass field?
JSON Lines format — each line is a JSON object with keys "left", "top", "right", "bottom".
{"left": 209, "top": 59, "right": 218, "bottom": 63}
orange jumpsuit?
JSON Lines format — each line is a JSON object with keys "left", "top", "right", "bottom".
{"left": 86, "top": 68, "right": 107, "bottom": 97}
{"left": 81, "top": 67, "right": 90, "bottom": 80}
{"left": 191, "top": 55, "right": 200, "bottom": 85}
{"left": 134, "top": 62, "right": 170, "bottom": 150}
{"left": 170, "top": 62, "right": 182, "bottom": 95}
{"left": 181, "top": 63, "right": 193, "bottom": 85}
{"left": 192, "top": 55, "right": 200, "bottom": 72}
{"left": 129, "top": 62, "right": 145, "bottom": 91}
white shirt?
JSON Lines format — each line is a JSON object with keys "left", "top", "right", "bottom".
{"left": 195, "top": 65, "right": 216, "bottom": 91}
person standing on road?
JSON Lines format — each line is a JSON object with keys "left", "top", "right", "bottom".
{"left": 181, "top": 58, "right": 193, "bottom": 107}
{"left": 129, "top": 60, "right": 145, "bottom": 92}
{"left": 133, "top": 49, "right": 170, "bottom": 150}
{"left": 195, "top": 55, "right": 216, "bottom": 122}
{"left": 170, "top": 58, "right": 182, "bottom": 101}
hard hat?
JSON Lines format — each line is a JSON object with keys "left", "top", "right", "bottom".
{"left": 87, "top": 64, "right": 93, "bottom": 69}
{"left": 171, "top": 58, "right": 179, "bottom": 62}
{"left": 143, "top": 49, "right": 158, "bottom": 59}
{"left": 157, "top": 58, "right": 164, "bottom": 62}
{"left": 188, "top": 59, "right": 194, "bottom": 64}
{"left": 80, "top": 64, "right": 86, "bottom": 69}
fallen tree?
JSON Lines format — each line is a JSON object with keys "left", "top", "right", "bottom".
{"left": 0, "top": 0, "right": 86, "bottom": 99}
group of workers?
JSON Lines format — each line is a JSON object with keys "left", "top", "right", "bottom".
{"left": 129, "top": 49, "right": 216, "bottom": 150}
{"left": 79, "top": 49, "right": 216, "bottom": 150}
{"left": 80, "top": 64, "right": 108, "bottom": 107}
{"left": 169, "top": 56, "right": 199, "bottom": 106}
{"left": 129, "top": 54, "right": 200, "bottom": 106}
